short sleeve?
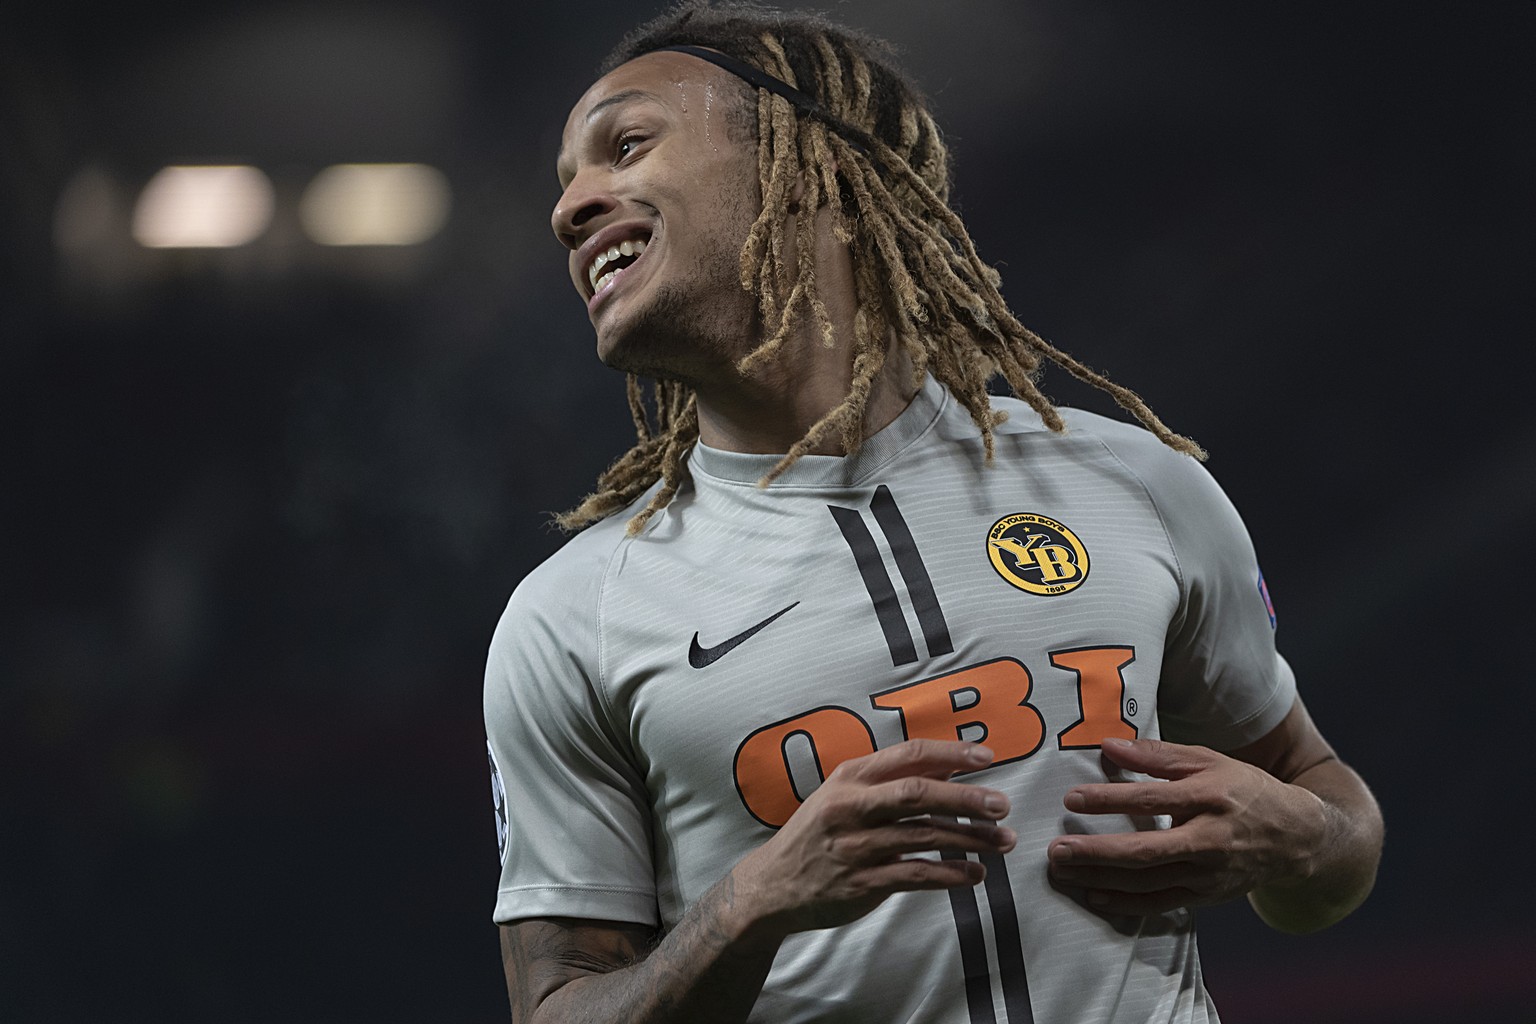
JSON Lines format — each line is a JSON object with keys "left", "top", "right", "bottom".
{"left": 483, "top": 544, "right": 659, "bottom": 927}
{"left": 1089, "top": 422, "right": 1297, "bottom": 750}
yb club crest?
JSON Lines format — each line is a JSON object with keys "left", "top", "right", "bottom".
{"left": 987, "top": 512, "right": 1089, "bottom": 595}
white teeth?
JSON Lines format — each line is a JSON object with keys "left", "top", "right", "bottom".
{"left": 586, "top": 237, "right": 649, "bottom": 293}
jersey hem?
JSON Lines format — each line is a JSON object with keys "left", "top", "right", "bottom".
{"left": 493, "top": 883, "right": 658, "bottom": 927}
{"left": 1162, "top": 658, "right": 1297, "bottom": 750}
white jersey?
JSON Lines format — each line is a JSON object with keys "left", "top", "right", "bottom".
{"left": 484, "top": 376, "right": 1295, "bottom": 1023}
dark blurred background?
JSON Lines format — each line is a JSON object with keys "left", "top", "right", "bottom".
{"left": 3, "top": 1, "right": 1532, "bottom": 1020}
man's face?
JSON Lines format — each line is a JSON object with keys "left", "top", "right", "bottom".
{"left": 553, "top": 51, "right": 762, "bottom": 379}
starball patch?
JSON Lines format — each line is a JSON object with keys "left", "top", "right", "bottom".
{"left": 487, "top": 740, "right": 509, "bottom": 864}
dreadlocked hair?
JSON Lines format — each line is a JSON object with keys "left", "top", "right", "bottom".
{"left": 559, "top": 0, "right": 1204, "bottom": 536}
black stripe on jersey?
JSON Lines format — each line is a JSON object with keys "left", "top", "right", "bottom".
{"left": 978, "top": 850, "right": 1034, "bottom": 1024}
{"left": 829, "top": 505, "right": 919, "bottom": 666}
{"left": 870, "top": 485, "right": 954, "bottom": 658}
{"left": 941, "top": 850, "right": 999, "bottom": 1024}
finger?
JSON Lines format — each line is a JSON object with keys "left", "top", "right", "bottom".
{"left": 856, "top": 856, "right": 987, "bottom": 896}
{"left": 1047, "top": 828, "right": 1214, "bottom": 870}
{"left": 1064, "top": 780, "right": 1210, "bottom": 818}
{"left": 1097, "top": 736, "right": 1217, "bottom": 780}
{"left": 859, "top": 774, "right": 1010, "bottom": 824}
{"left": 843, "top": 820, "right": 1017, "bottom": 862}
{"left": 836, "top": 738, "right": 995, "bottom": 784}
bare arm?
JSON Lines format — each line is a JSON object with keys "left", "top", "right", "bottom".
{"left": 501, "top": 873, "right": 775, "bottom": 1024}
{"left": 1228, "top": 697, "right": 1383, "bottom": 932}
{"left": 1045, "top": 696, "right": 1383, "bottom": 934}
{"left": 501, "top": 739, "right": 1016, "bottom": 1023}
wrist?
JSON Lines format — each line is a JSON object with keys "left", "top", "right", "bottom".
{"left": 712, "top": 858, "right": 797, "bottom": 952}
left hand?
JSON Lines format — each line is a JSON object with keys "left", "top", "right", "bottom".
{"left": 1046, "top": 736, "right": 1326, "bottom": 917}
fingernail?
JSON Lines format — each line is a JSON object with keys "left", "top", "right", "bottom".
{"left": 1101, "top": 737, "right": 1133, "bottom": 750}
{"left": 997, "top": 827, "right": 1017, "bottom": 846}
{"left": 1063, "top": 791, "right": 1086, "bottom": 812}
{"left": 983, "top": 793, "right": 1008, "bottom": 816}
{"left": 1048, "top": 842, "right": 1073, "bottom": 864}
{"left": 967, "top": 745, "right": 994, "bottom": 765}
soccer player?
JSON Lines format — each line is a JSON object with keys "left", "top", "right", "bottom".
{"left": 484, "top": 3, "right": 1384, "bottom": 1021}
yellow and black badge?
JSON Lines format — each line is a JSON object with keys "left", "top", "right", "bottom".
{"left": 987, "top": 512, "right": 1090, "bottom": 595}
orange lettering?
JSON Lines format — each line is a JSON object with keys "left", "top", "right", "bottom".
{"left": 733, "top": 707, "right": 877, "bottom": 828}
{"left": 871, "top": 658, "right": 1045, "bottom": 765}
{"left": 1051, "top": 646, "right": 1138, "bottom": 748}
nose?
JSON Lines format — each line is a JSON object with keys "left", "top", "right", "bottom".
{"left": 551, "top": 172, "right": 619, "bottom": 250}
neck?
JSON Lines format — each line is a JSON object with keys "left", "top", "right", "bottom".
{"left": 692, "top": 210, "right": 918, "bottom": 456}
{"left": 693, "top": 342, "right": 914, "bottom": 455}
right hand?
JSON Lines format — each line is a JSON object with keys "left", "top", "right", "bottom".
{"left": 732, "top": 739, "right": 1015, "bottom": 935}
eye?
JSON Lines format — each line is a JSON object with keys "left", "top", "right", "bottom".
{"left": 616, "top": 132, "right": 648, "bottom": 163}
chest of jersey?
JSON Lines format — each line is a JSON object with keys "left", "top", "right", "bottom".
{"left": 592, "top": 433, "right": 1181, "bottom": 909}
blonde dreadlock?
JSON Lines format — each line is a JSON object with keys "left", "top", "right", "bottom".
{"left": 559, "top": 1, "right": 1204, "bottom": 535}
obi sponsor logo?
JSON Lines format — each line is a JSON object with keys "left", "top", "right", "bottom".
{"left": 986, "top": 512, "right": 1090, "bottom": 596}
{"left": 733, "top": 646, "right": 1137, "bottom": 828}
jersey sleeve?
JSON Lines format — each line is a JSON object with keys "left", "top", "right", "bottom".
{"left": 483, "top": 539, "right": 658, "bottom": 927}
{"left": 1090, "top": 421, "right": 1297, "bottom": 750}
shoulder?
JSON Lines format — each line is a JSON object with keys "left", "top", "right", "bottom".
{"left": 516, "top": 511, "right": 634, "bottom": 606}
{"left": 981, "top": 393, "right": 1214, "bottom": 490}
{"left": 483, "top": 504, "right": 652, "bottom": 739}
{"left": 488, "top": 500, "right": 646, "bottom": 663}
{"left": 981, "top": 394, "right": 1248, "bottom": 556}
{"left": 1011, "top": 396, "right": 1203, "bottom": 471}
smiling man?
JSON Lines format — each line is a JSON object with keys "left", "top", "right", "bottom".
{"left": 483, "top": 3, "right": 1383, "bottom": 1022}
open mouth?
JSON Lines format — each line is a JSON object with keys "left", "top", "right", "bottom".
{"left": 588, "top": 236, "right": 649, "bottom": 296}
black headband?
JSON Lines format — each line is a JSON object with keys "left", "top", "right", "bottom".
{"left": 651, "top": 44, "right": 875, "bottom": 159}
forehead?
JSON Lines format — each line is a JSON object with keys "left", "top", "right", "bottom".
{"left": 562, "top": 50, "right": 736, "bottom": 139}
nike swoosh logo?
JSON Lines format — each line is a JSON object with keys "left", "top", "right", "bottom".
{"left": 688, "top": 602, "right": 800, "bottom": 669}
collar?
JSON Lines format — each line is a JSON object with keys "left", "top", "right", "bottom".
{"left": 688, "top": 374, "right": 949, "bottom": 488}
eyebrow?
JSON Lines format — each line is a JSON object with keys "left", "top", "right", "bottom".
{"left": 585, "top": 88, "right": 661, "bottom": 124}
{"left": 556, "top": 88, "right": 663, "bottom": 178}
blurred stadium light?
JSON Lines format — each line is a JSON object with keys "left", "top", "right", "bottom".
{"left": 131, "top": 165, "right": 275, "bottom": 248}
{"left": 299, "top": 163, "right": 451, "bottom": 246}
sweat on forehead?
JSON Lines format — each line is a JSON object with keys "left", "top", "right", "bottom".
{"left": 558, "top": 50, "right": 756, "bottom": 167}
{"left": 583, "top": 48, "right": 754, "bottom": 114}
